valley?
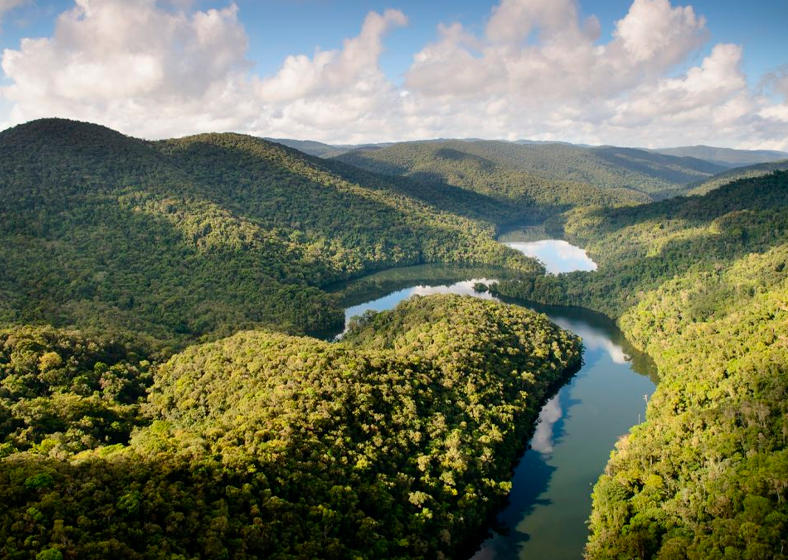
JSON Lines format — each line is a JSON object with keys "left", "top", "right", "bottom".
{"left": 0, "top": 119, "right": 786, "bottom": 560}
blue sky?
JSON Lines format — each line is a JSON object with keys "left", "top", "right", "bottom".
{"left": 3, "top": 0, "right": 786, "bottom": 86}
{"left": 0, "top": 0, "right": 786, "bottom": 147}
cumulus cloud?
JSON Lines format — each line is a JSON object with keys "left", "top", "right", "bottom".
{"left": 0, "top": 0, "right": 786, "bottom": 149}
{"left": 1, "top": 0, "right": 254, "bottom": 137}
{"left": 250, "top": 9, "right": 408, "bottom": 141}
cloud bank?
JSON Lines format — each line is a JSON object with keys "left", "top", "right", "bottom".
{"left": 1, "top": 0, "right": 786, "bottom": 149}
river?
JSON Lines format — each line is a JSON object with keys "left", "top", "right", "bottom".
{"left": 328, "top": 240, "right": 656, "bottom": 559}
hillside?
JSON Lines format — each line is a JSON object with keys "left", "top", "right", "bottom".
{"left": 0, "top": 118, "right": 537, "bottom": 348}
{"left": 491, "top": 171, "right": 788, "bottom": 558}
{"left": 264, "top": 138, "right": 355, "bottom": 158}
{"left": 0, "top": 295, "right": 581, "bottom": 559}
{"left": 651, "top": 145, "right": 788, "bottom": 167}
{"left": 688, "top": 158, "right": 788, "bottom": 195}
{"left": 334, "top": 141, "right": 651, "bottom": 217}
{"left": 334, "top": 140, "right": 726, "bottom": 202}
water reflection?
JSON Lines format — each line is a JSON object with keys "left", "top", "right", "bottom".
{"left": 530, "top": 395, "right": 562, "bottom": 455}
{"left": 329, "top": 239, "right": 655, "bottom": 559}
{"left": 554, "top": 317, "right": 629, "bottom": 365}
{"left": 505, "top": 240, "right": 597, "bottom": 274}
{"left": 343, "top": 278, "right": 497, "bottom": 328}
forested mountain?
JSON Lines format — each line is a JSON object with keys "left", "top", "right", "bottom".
{"left": 2, "top": 116, "right": 786, "bottom": 559}
{"left": 650, "top": 145, "right": 788, "bottom": 167}
{"left": 0, "top": 295, "right": 580, "bottom": 559}
{"left": 492, "top": 171, "right": 788, "bottom": 558}
{"left": 263, "top": 138, "right": 357, "bottom": 158}
{"left": 334, "top": 140, "right": 726, "bottom": 202}
{"left": 688, "top": 158, "right": 788, "bottom": 196}
{"left": 0, "top": 118, "right": 537, "bottom": 349}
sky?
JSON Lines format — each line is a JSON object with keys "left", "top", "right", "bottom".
{"left": 0, "top": 0, "right": 787, "bottom": 149}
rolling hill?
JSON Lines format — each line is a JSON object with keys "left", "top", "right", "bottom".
{"left": 688, "top": 158, "right": 788, "bottom": 195}
{"left": 0, "top": 118, "right": 537, "bottom": 348}
{"left": 650, "top": 145, "right": 788, "bottom": 167}
{"left": 334, "top": 139, "right": 727, "bottom": 202}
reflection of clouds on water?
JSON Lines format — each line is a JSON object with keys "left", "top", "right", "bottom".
{"left": 506, "top": 240, "right": 596, "bottom": 274}
{"left": 343, "top": 279, "right": 499, "bottom": 333}
{"left": 531, "top": 395, "right": 562, "bottom": 455}
{"left": 410, "top": 279, "right": 498, "bottom": 300}
{"left": 552, "top": 318, "right": 629, "bottom": 364}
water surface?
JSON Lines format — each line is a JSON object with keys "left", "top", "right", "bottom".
{"left": 505, "top": 239, "right": 597, "bottom": 274}
{"left": 331, "top": 240, "right": 654, "bottom": 559}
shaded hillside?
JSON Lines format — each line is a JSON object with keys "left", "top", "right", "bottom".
{"left": 0, "top": 118, "right": 536, "bottom": 348}
{"left": 651, "top": 145, "right": 788, "bottom": 167}
{"left": 334, "top": 139, "right": 726, "bottom": 202}
{"left": 334, "top": 141, "right": 651, "bottom": 218}
{"left": 491, "top": 171, "right": 788, "bottom": 559}
{"left": 494, "top": 171, "right": 788, "bottom": 316}
{"left": 0, "top": 295, "right": 580, "bottom": 559}
{"left": 688, "top": 158, "right": 788, "bottom": 195}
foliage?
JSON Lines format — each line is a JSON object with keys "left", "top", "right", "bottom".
{"left": 587, "top": 246, "right": 788, "bottom": 559}
{"left": 0, "top": 118, "right": 537, "bottom": 348}
{"left": 492, "top": 171, "right": 788, "bottom": 558}
{"left": 688, "top": 159, "right": 788, "bottom": 196}
{"left": 0, "top": 295, "right": 580, "bottom": 559}
{"left": 493, "top": 171, "right": 788, "bottom": 317}
{"left": 0, "top": 326, "right": 151, "bottom": 458}
{"left": 334, "top": 140, "right": 725, "bottom": 206}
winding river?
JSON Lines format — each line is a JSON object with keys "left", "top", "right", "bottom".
{"left": 328, "top": 240, "right": 656, "bottom": 559}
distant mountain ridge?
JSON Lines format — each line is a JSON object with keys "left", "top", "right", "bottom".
{"left": 648, "top": 144, "right": 788, "bottom": 167}
{"left": 270, "top": 136, "right": 788, "bottom": 175}
{"left": 332, "top": 139, "right": 728, "bottom": 201}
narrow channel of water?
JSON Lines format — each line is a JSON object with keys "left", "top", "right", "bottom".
{"left": 330, "top": 240, "right": 656, "bottom": 559}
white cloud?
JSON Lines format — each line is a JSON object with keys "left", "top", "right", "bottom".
{"left": 1, "top": 0, "right": 254, "bottom": 137}
{"left": 613, "top": 0, "right": 706, "bottom": 65}
{"left": 0, "top": 0, "right": 786, "bottom": 149}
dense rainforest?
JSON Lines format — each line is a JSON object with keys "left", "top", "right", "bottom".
{"left": 2, "top": 116, "right": 787, "bottom": 560}
{"left": 0, "top": 119, "right": 590, "bottom": 559}
{"left": 492, "top": 171, "right": 788, "bottom": 558}
{"left": 333, "top": 139, "right": 727, "bottom": 203}
{"left": 688, "top": 159, "right": 788, "bottom": 196}
{"left": 0, "top": 118, "right": 540, "bottom": 350}
{"left": 0, "top": 295, "right": 580, "bottom": 559}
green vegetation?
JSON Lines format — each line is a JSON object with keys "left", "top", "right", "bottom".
{"left": 0, "top": 326, "right": 152, "bottom": 458}
{"left": 688, "top": 159, "right": 788, "bottom": 196}
{"left": 0, "top": 118, "right": 537, "bottom": 349}
{"left": 492, "top": 171, "right": 788, "bottom": 558}
{"left": 493, "top": 171, "right": 788, "bottom": 317}
{"left": 0, "top": 119, "right": 590, "bottom": 559}
{"left": 650, "top": 145, "right": 788, "bottom": 168}
{"left": 334, "top": 140, "right": 726, "bottom": 205}
{"left": 3, "top": 116, "right": 786, "bottom": 559}
{"left": 0, "top": 295, "right": 580, "bottom": 559}
{"left": 587, "top": 247, "right": 788, "bottom": 559}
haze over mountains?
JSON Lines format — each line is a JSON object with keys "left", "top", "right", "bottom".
{"left": 272, "top": 136, "right": 787, "bottom": 199}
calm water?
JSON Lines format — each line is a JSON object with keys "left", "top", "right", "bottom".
{"left": 332, "top": 240, "right": 656, "bottom": 559}
{"left": 505, "top": 239, "right": 597, "bottom": 273}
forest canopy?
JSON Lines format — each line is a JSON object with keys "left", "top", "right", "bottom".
{"left": 0, "top": 295, "right": 581, "bottom": 559}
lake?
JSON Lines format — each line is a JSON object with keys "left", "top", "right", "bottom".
{"left": 328, "top": 240, "right": 656, "bottom": 559}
